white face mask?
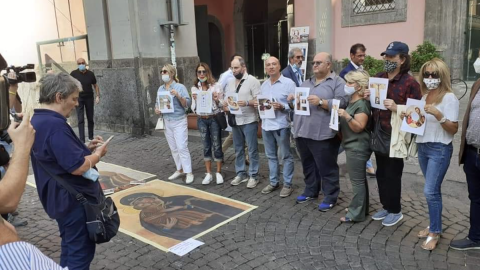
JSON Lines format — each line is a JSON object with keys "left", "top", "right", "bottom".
{"left": 344, "top": 85, "right": 356, "bottom": 96}
{"left": 423, "top": 78, "right": 441, "bottom": 90}
{"left": 162, "top": 74, "right": 171, "bottom": 83}
{"left": 474, "top": 58, "right": 480, "bottom": 74}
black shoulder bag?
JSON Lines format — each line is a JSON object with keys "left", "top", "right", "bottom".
{"left": 227, "top": 78, "right": 246, "bottom": 127}
{"left": 370, "top": 112, "right": 391, "bottom": 156}
{"left": 37, "top": 161, "right": 120, "bottom": 244}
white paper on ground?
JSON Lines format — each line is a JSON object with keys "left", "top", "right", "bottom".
{"left": 168, "top": 238, "right": 204, "bottom": 256}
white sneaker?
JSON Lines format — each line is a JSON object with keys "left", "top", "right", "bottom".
{"left": 246, "top": 177, "right": 259, "bottom": 189}
{"left": 185, "top": 173, "right": 194, "bottom": 184}
{"left": 168, "top": 171, "right": 183, "bottom": 180}
{"left": 216, "top": 173, "right": 224, "bottom": 185}
{"left": 202, "top": 173, "right": 213, "bottom": 185}
{"left": 230, "top": 175, "right": 248, "bottom": 186}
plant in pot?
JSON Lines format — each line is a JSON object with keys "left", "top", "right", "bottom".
{"left": 410, "top": 41, "right": 442, "bottom": 80}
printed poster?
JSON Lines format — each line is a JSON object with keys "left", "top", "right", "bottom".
{"left": 294, "top": 87, "right": 310, "bottom": 116}
{"left": 290, "top": 26, "right": 309, "bottom": 44}
{"left": 369, "top": 78, "right": 389, "bottom": 110}
{"left": 226, "top": 93, "right": 242, "bottom": 115}
{"left": 157, "top": 91, "right": 174, "bottom": 113}
{"left": 196, "top": 91, "right": 213, "bottom": 114}
{"left": 257, "top": 95, "right": 275, "bottom": 119}
{"left": 329, "top": 99, "right": 340, "bottom": 131}
{"left": 401, "top": 98, "right": 427, "bottom": 136}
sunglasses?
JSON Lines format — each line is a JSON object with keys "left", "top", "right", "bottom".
{"left": 312, "top": 61, "right": 324, "bottom": 66}
{"left": 423, "top": 72, "right": 439, "bottom": 79}
{"left": 77, "top": 62, "right": 86, "bottom": 65}
{"left": 197, "top": 70, "right": 207, "bottom": 75}
{"left": 295, "top": 56, "right": 304, "bottom": 60}
{"left": 161, "top": 70, "right": 168, "bottom": 74}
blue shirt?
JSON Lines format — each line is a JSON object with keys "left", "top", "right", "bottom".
{"left": 31, "top": 109, "right": 102, "bottom": 219}
{"left": 0, "top": 241, "right": 66, "bottom": 270}
{"left": 157, "top": 82, "right": 191, "bottom": 121}
{"left": 260, "top": 75, "right": 295, "bottom": 131}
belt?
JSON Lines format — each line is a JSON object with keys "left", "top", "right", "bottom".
{"left": 468, "top": 144, "right": 480, "bottom": 154}
{"left": 199, "top": 115, "right": 215, "bottom": 119}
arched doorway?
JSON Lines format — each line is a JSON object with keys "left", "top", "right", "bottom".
{"left": 208, "top": 16, "right": 225, "bottom": 79}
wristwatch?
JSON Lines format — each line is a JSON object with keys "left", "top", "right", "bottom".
{"left": 318, "top": 99, "right": 324, "bottom": 107}
{"left": 439, "top": 116, "right": 447, "bottom": 124}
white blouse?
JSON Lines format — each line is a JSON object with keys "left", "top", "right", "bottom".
{"left": 416, "top": 92, "right": 459, "bottom": 145}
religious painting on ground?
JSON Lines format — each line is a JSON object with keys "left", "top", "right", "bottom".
{"left": 96, "top": 162, "right": 155, "bottom": 195}
{"left": 110, "top": 180, "right": 257, "bottom": 251}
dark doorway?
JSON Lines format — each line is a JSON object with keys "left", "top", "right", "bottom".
{"left": 194, "top": 5, "right": 211, "bottom": 67}
{"left": 244, "top": 0, "right": 288, "bottom": 79}
{"left": 208, "top": 22, "right": 223, "bottom": 79}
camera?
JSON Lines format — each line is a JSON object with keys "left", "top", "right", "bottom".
{"left": 2, "top": 64, "right": 36, "bottom": 86}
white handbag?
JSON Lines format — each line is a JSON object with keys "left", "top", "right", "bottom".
{"left": 155, "top": 117, "right": 165, "bottom": 130}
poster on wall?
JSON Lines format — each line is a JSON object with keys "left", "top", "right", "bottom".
{"left": 290, "top": 26, "right": 310, "bottom": 43}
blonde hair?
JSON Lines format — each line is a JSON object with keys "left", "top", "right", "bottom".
{"left": 419, "top": 58, "right": 452, "bottom": 105}
{"left": 344, "top": 70, "right": 370, "bottom": 95}
{"left": 162, "top": 64, "right": 178, "bottom": 82}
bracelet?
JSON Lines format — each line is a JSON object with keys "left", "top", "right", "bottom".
{"left": 347, "top": 116, "right": 354, "bottom": 123}
{"left": 9, "top": 91, "right": 16, "bottom": 95}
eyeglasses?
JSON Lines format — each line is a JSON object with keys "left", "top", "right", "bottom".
{"left": 423, "top": 71, "right": 439, "bottom": 79}
{"left": 295, "top": 56, "right": 304, "bottom": 60}
{"left": 77, "top": 62, "right": 86, "bottom": 65}
{"left": 312, "top": 61, "right": 324, "bottom": 66}
{"left": 197, "top": 70, "right": 207, "bottom": 75}
{"left": 161, "top": 70, "right": 168, "bottom": 74}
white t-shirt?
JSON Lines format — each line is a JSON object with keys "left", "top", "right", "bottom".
{"left": 416, "top": 92, "right": 459, "bottom": 144}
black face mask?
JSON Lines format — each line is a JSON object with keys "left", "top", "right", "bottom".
{"left": 234, "top": 72, "right": 244, "bottom": 80}
{"left": 0, "top": 54, "right": 7, "bottom": 71}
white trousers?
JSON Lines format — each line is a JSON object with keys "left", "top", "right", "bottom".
{"left": 164, "top": 117, "right": 192, "bottom": 173}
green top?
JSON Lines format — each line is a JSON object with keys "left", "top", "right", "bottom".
{"left": 339, "top": 99, "right": 371, "bottom": 150}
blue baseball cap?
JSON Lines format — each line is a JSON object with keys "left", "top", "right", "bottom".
{"left": 381, "top": 41, "right": 409, "bottom": 56}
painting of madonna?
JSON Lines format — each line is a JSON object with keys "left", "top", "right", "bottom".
{"left": 119, "top": 192, "right": 244, "bottom": 241}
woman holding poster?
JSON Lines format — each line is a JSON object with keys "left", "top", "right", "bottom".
{"left": 414, "top": 59, "right": 459, "bottom": 250}
{"left": 337, "top": 70, "right": 371, "bottom": 223}
{"left": 191, "top": 63, "right": 225, "bottom": 185}
{"left": 367, "top": 41, "right": 421, "bottom": 227}
{"left": 155, "top": 64, "right": 194, "bottom": 184}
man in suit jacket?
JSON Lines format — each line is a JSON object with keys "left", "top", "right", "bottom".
{"left": 339, "top": 43, "right": 366, "bottom": 80}
{"left": 282, "top": 47, "right": 304, "bottom": 87}
{"left": 450, "top": 73, "right": 480, "bottom": 250}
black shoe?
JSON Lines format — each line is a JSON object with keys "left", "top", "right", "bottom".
{"left": 450, "top": 237, "right": 480, "bottom": 250}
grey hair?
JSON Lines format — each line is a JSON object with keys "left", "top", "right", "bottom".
{"left": 39, "top": 72, "right": 82, "bottom": 104}
{"left": 326, "top": 53, "right": 333, "bottom": 63}
{"left": 288, "top": 47, "right": 302, "bottom": 59}
{"left": 238, "top": 57, "right": 246, "bottom": 67}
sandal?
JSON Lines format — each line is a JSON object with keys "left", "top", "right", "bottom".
{"left": 417, "top": 226, "right": 430, "bottom": 238}
{"left": 421, "top": 234, "right": 440, "bottom": 251}
{"left": 340, "top": 217, "right": 354, "bottom": 223}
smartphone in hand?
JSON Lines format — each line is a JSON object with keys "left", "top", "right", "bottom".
{"left": 104, "top": 135, "right": 114, "bottom": 146}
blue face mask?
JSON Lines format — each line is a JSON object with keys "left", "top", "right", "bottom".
{"left": 78, "top": 64, "right": 86, "bottom": 71}
{"left": 83, "top": 168, "right": 99, "bottom": 182}
{"left": 292, "top": 64, "right": 299, "bottom": 70}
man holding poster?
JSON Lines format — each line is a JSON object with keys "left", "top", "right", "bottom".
{"left": 255, "top": 57, "right": 295, "bottom": 197}
{"left": 291, "top": 52, "right": 347, "bottom": 211}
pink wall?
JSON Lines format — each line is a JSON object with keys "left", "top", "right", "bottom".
{"left": 194, "top": 0, "right": 235, "bottom": 67}
{"left": 332, "top": 0, "right": 425, "bottom": 61}
{"left": 294, "top": 0, "right": 317, "bottom": 39}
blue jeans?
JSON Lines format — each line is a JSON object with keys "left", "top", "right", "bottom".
{"left": 296, "top": 137, "right": 341, "bottom": 204}
{"left": 197, "top": 117, "right": 223, "bottom": 162}
{"left": 464, "top": 145, "right": 480, "bottom": 242}
{"left": 262, "top": 128, "right": 294, "bottom": 187}
{"left": 418, "top": 142, "right": 453, "bottom": 234}
{"left": 232, "top": 122, "right": 259, "bottom": 179}
{"left": 56, "top": 204, "right": 96, "bottom": 270}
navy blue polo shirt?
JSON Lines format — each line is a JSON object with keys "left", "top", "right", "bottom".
{"left": 30, "top": 109, "right": 102, "bottom": 219}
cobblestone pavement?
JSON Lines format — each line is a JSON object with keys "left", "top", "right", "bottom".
{"left": 14, "top": 129, "right": 478, "bottom": 270}
{"left": 13, "top": 83, "right": 479, "bottom": 270}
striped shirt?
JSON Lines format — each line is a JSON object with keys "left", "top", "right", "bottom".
{"left": 0, "top": 241, "right": 67, "bottom": 270}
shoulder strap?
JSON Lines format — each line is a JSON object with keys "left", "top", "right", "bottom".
{"left": 236, "top": 78, "right": 246, "bottom": 93}
{"left": 35, "top": 159, "right": 88, "bottom": 204}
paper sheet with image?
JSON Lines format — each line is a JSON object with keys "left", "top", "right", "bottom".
{"left": 401, "top": 98, "right": 426, "bottom": 136}
{"left": 294, "top": 87, "right": 310, "bottom": 116}
{"left": 369, "top": 78, "right": 389, "bottom": 110}
{"left": 157, "top": 91, "right": 174, "bottom": 113}
{"left": 329, "top": 99, "right": 340, "bottom": 131}
{"left": 257, "top": 95, "right": 276, "bottom": 119}
{"left": 196, "top": 91, "right": 213, "bottom": 114}
{"left": 226, "top": 93, "right": 242, "bottom": 115}
{"left": 168, "top": 238, "right": 204, "bottom": 256}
